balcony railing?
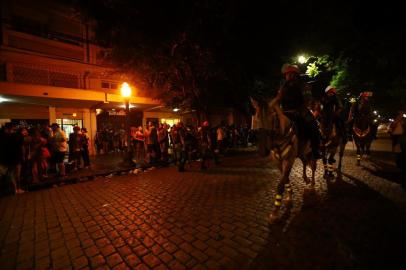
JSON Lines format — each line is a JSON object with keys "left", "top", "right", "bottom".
{"left": 7, "top": 63, "right": 80, "bottom": 89}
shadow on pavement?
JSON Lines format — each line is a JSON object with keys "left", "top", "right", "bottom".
{"left": 364, "top": 158, "right": 406, "bottom": 187}
{"left": 248, "top": 173, "right": 406, "bottom": 270}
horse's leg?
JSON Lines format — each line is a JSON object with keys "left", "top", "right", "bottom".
{"left": 327, "top": 151, "right": 335, "bottom": 177}
{"left": 338, "top": 140, "right": 345, "bottom": 173}
{"left": 310, "top": 158, "right": 316, "bottom": 187}
{"left": 322, "top": 150, "right": 328, "bottom": 177}
{"left": 269, "top": 159, "right": 293, "bottom": 224}
{"left": 355, "top": 139, "right": 361, "bottom": 166}
{"left": 301, "top": 157, "right": 309, "bottom": 184}
{"left": 366, "top": 137, "right": 372, "bottom": 158}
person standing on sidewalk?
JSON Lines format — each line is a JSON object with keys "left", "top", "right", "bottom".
{"left": 134, "top": 126, "right": 146, "bottom": 167}
{"left": 198, "top": 121, "right": 219, "bottom": 170}
{"left": 158, "top": 123, "right": 169, "bottom": 163}
{"left": 173, "top": 122, "right": 187, "bottom": 172}
{"left": 68, "top": 126, "right": 83, "bottom": 170}
{"left": 0, "top": 123, "right": 25, "bottom": 195}
{"left": 81, "top": 128, "right": 91, "bottom": 169}
{"left": 388, "top": 112, "right": 405, "bottom": 152}
{"left": 50, "top": 123, "right": 67, "bottom": 177}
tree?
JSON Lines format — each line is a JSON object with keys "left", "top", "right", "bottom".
{"left": 66, "top": 0, "right": 406, "bottom": 119}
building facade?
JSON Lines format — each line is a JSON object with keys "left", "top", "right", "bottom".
{"left": 0, "top": 0, "right": 182, "bottom": 154}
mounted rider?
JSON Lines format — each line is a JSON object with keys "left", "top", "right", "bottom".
{"left": 321, "top": 86, "right": 347, "bottom": 139}
{"left": 348, "top": 91, "right": 374, "bottom": 129}
{"left": 275, "top": 64, "right": 321, "bottom": 159}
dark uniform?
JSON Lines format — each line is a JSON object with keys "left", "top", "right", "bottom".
{"left": 349, "top": 98, "right": 374, "bottom": 127}
{"left": 198, "top": 125, "right": 219, "bottom": 170}
{"left": 172, "top": 124, "right": 187, "bottom": 172}
{"left": 321, "top": 93, "right": 347, "bottom": 139}
{"left": 278, "top": 78, "right": 321, "bottom": 159}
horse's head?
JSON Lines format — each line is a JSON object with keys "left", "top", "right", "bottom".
{"left": 251, "top": 97, "right": 291, "bottom": 157}
{"left": 250, "top": 97, "right": 277, "bottom": 130}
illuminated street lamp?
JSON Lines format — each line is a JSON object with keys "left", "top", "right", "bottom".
{"left": 298, "top": 55, "right": 307, "bottom": 64}
{"left": 0, "top": 96, "right": 9, "bottom": 103}
{"left": 121, "top": 82, "right": 135, "bottom": 166}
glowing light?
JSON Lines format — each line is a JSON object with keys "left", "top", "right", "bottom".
{"left": 96, "top": 109, "right": 102, "bottom": 115}
{"left": 403, "top": 114, "right": 406, "bottom": 118}
{"left": 120, "top": 104, "right": 136, "bottom": 109}
{"left": 298, "top": 55, "right": 307, "bottom": 64}
{"left": 374, "top": 119, "right": 378, "bottom": 123}
{"left": 120, "top": 82, "right": 132, "bottom": 98}
{"left": 389, "top": 118, "right": 394, "bottom": 122}
{"left": 72, "top": 113, "right": 77, "bottom": 117}
{"left": 373, "top": 110, "right": 378, "bottom": 115}
{"left": 0, "top": 96, "right": 9, "bottom": 103}
{"left": 173, "top": 108, "right": 180, "bottom": 112}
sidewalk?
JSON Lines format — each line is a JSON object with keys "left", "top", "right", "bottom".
{"left": 24, "top": 137, "right": 405, "bottom": 192}
{"left": 26, "top": 152, "right": 139, "bottom": 191}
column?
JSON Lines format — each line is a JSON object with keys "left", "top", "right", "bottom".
{"left": 49, "top": 106, "right": 56, "bottom": 125}
{"left": 83, "top": 109, "right": 97, "bottom": 155}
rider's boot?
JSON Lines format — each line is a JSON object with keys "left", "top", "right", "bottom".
{"left": 284, "top": 184, "right": 293, "bottom": 203}
{"left": 269, "top": 194, "right": 282, "bottom": 224}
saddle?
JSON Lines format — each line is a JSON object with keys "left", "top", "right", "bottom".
{"left": 353, "top": 125, "right": 370, "bottom": 138}
{"left": 283, "top": 110, "right": 311, "bottom": 141}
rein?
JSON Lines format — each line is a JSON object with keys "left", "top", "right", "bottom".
{"left": 353, "top": 125, "right": 370, "bottom": 138}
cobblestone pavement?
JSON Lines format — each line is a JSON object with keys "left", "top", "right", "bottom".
{"left": 1, "top": 143, "right": 405, "bottom": 270}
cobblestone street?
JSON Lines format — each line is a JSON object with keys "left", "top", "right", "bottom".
{"left": 1, "top": 140, "right": 405, "bottom": 270}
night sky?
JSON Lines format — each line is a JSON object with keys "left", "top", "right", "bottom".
{"left": 70, "top": 0, "right": 406, "bottom": 114}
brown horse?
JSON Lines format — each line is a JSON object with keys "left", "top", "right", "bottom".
{"left": 319, "top": 114, "right": 348, "bottom": 177}
{"left": 349, "top": 101, "right": 375, "bottom": 165}
{"left": 251, "top": 98, "right": 316, "bottom": 223}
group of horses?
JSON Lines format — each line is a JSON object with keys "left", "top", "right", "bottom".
{"left": 251, "top": 97, "right": 375, "bottom": 224}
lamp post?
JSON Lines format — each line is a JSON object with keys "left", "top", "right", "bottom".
{"left": 121, "top": 82, "right": 135, "bottom": 167}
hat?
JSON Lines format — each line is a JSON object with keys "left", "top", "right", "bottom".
{"left": 202, "top": 121, "right": 209, "bottom": 127}
{"left": 281, "top": 64, "right": 300, "bottom": 74}
{"left": 51, "top": 123, "right": 59, "bottom": 129}
{"left": 325, "top": 86, "right": 336, "bottom": 93}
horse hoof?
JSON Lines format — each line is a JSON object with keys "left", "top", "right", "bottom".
{"left": 268, "top": 213, "right": 280, "bottom": 224}
{"left": 283, "top": 199, "right": 293, "bottom": 208}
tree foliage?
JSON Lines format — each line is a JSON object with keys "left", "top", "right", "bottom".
{"left": 65, "top": 0, "right": 406, "bottom": 117}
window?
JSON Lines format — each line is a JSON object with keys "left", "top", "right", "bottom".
{"left": 101, "top": 81, "right": 119, "bottom": 89}
{"left": 101, "top": 82, "right": 110, "bottom": 89}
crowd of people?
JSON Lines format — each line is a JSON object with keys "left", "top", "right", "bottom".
{"left": 0, "top": 123, "right": 90, "bottom": 195}
{"left": 125, "top": 121, "right": 254, "bottom": 171}
{"left": 0, "top": 120, "right": 254, "bottom": 195}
